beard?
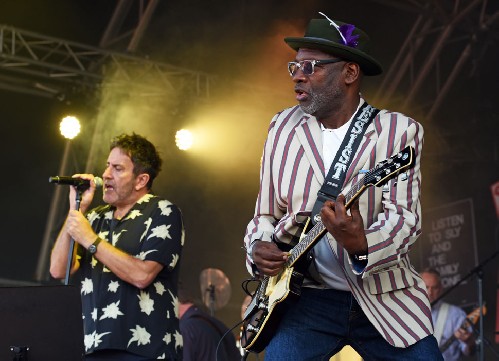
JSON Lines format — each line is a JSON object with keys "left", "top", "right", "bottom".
{"left": 299, "top": 91, "right": 329, "bottom": 115}
{"left": 299, "top": 84, "right": 342, "bottom": 117}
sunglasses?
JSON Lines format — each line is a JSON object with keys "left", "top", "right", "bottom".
{"left": 287, "top": 59, "right": 343, "bottom": 77}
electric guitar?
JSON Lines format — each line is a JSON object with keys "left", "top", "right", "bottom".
{"left": 439, "top": 304, "right": 486, "bottom": 353}
{"left": 241, "top": 146, "right": 416, "bottom": 353}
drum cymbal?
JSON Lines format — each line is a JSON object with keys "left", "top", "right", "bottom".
{"left": 199, "top": 268, "right": 231, "bottom": 314}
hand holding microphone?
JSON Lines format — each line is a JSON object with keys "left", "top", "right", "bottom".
{"left": 49, "top": 174, "right": 102, "bottom": 212}
{"left": 49, "top": 176, "right": 103, "bottom": 189}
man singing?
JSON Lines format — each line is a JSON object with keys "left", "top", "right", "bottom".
{"left": 50, "top": 133, "right": 184, "bottom": 360}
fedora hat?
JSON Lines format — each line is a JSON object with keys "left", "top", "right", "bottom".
{"left": 284, "top": 16, "right": 383, "bottom": 76}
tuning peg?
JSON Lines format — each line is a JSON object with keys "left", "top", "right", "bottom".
{"left": 313, "top": 214, "right": 321, "bottom": 223}
{"left": 400, "top": 171, "right": 409, "bottom": 181}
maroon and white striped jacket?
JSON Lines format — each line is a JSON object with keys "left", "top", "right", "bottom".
{"left": 244, "top": 103, "right": 433, "bottom": 348}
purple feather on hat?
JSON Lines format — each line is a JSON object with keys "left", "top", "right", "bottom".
{"left": 339, "top": 24, "right": 359, "bottom": 48}
{"left": 318, "top": 12, "right": 359, "bottom": 48}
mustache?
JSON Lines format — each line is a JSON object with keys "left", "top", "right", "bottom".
{"left": 294, "top": 85, "right": 308, "bottom": 94}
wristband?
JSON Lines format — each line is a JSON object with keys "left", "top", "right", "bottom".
{"left": 353, "top": 253, "right": 368, "bottom": 261}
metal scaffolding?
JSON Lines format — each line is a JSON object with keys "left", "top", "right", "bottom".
{"left": 0, "top": 0, "right": 495, "bottom": 283}
{"left": 372, "top": 0, "right": 499, "bottom": 121}
{"left": 0, "top": 25, "right": 216, "bottom": 100}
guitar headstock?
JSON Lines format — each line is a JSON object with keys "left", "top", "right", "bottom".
{"left": 364, "top": 146, "right": 415, "bottom": 188}
{"left": 466, "top": 305, "right": 487, "bottom": 325}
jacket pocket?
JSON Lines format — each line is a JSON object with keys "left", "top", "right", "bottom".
{"left": 367, "top": 267, "right": 416, "bottom": 295}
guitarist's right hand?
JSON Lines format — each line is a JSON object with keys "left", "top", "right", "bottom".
{"left": 251, "top": 241, "right": 289, "bottom": 276}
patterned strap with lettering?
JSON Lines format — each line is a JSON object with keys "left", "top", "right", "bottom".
{"left": 311, "top": 102, "right": 379, "bottom": 222}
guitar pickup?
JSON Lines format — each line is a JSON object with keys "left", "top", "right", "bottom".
{"left": 246, "top": 324, "right": 260, "bottom": 333}
{"left": 258, "top": 301, "right": 269, "bottom": 310}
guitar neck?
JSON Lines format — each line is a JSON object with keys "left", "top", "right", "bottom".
{"left": 439, "top": 334, "right": 457, "bottom": 353}
{"left": 287, "top": 179, "right": 367, "bottom": 266}
{"left": 287, "top": 219, "right": 327, "bottom": 266}
{"left": 285, "top": 146, "right": 415, "bottom": 268}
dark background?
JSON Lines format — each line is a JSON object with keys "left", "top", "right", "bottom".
{"left": 0, "top": 0, "right": 498, "bottom": 358}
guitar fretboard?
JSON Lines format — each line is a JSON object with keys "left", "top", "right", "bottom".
{"left": 287, "top": 178, "right": 366, "bottom": 267}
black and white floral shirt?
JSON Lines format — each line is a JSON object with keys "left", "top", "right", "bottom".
{"left": 77, "top": 193, "right": 184, "bottom": 359}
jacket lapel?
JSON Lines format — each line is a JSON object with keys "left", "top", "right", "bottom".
{"left": 342, "top": 121, "right": 378, "bottom": 187}
{"left": 295, "top": 116, "right": 325, "bottom": 185}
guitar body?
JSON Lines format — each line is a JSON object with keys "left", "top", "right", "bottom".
{"left": 240, "top": 264, "right": 306, "bottom": 353}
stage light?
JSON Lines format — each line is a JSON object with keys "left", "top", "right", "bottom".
{"left": 36, "top": 114, "right": 81, "bottom": 281}
{"left": 59, "top": 116, "right": 81, "bottom": 140}
{"left": 175, "top": 129, "right": 193, "bottom": 150}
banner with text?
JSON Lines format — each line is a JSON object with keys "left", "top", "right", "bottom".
{"left": 418, "top": 198, "right": 478, "bottom": 306}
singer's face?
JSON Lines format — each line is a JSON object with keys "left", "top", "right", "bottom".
{"left": 102, "top": 147, "right": 139, "bottom": 210}
{"left": 292, "top": 48, "right": 345, "bottom": 119}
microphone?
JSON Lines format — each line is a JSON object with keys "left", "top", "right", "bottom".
{"left": 49, "top": 176, "right": 103, "bottom": 189}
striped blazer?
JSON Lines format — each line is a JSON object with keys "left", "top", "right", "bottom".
{"left": 244, "top": 103, "right": 433, "bottom": 348}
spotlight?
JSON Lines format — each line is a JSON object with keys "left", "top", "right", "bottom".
{"left": 59, "top": 116, "right": 81, "bottom": 140}
{"left": 175, "top": 129, "right": 193, "bottom": 150}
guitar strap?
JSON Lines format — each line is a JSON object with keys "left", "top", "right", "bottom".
{"left": 434, "top": 302, "right": 450, "bottom": 345}
{"left": 305, "top": 102, "right": 379, "bottom": 286}
{"left": 311, "top": 101, "right": 380, "bottom": 222}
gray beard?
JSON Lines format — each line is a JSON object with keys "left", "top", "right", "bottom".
{"left": 299, "top": 89, "right": 338, "bottom": 116}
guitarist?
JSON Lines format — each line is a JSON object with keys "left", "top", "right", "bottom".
{"left": 421, "top": 268, "right": 476, "bottom": 360}
{"left": 243, "top": 13, "right": 443, "bottom": 361}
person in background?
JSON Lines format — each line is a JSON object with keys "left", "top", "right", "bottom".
{"left": 421, "top": 268, "right": 476, "bottom": 360}
{"left": 50, "top": 133, "right": 184, "bottom": 360}
{"left": 243, "top": 12, "right": 442, "bottom": 360}
{"left": 178, "top": 286, "right": 240, "bottom": 361}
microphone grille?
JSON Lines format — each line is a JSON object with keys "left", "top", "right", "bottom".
{"left": 93, "top": 177, "right": 103, "bottom": 188}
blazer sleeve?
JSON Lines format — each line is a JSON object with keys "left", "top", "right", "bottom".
{"left": 355, "top": 113, "right": 424, "bottom": 278}
{"left": 243, "top": 113, "right": 285, "bottom": 274}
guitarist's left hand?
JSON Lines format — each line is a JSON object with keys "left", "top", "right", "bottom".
{"left": 320, "top": 194, "right": 368, "bottom": 257}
